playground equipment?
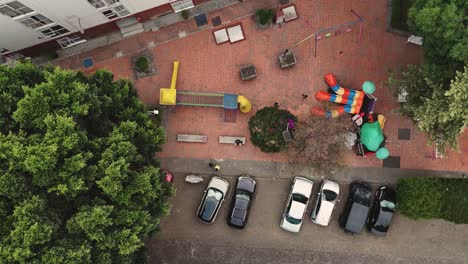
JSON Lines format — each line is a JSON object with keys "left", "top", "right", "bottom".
{"left": 310, "top": 73, "right": 387, "bottom": 159}
{"left": 355, "top": 115, "right": 389, "bottom": 159}
{"left": 311, "top": 73, "right": 376, "bottom": 118}
{"left": 294, "top": 10, "right": 364, "bottom": 58}
{"left": 159, "top": 61, "right": 252, "bottom": 122}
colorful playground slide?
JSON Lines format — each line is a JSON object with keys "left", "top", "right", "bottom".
{"left": 159, "top": 61, "right": 252, "bottom": 113}
{"left": 311, "top": 73, "right": 364, "bottom": 118}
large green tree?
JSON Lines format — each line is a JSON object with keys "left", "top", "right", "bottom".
{"left": 0, "top": 63, "right": 170, "bottom": 263}
{"left": 387, "top": 0, "right": 467, "bottom": 153}
{"left": 408, "top": 0, "right": 468, "bottom": 82}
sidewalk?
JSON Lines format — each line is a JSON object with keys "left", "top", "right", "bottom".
{"left": 160, "top": 157, "right": 467, "bottom": 184}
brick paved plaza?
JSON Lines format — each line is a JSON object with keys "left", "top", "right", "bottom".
{"left": 56, "top": 0, "right": 467, "bottom": 171}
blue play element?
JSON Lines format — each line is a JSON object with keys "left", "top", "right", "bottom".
{"left": 223, "top": 94, "right": 239, "bottom": 109}
{"left": 83, "top": 58, "right": 93, "bottom": 68}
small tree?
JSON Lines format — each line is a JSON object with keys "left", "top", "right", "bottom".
{"left": 255, "top": 9, "right": 274, "bottom": 27}
{"left": 408, "top": 0, "right": 467, "bottom": 82}
{"left": 248, "top": 106, "right": 297, "bottom": 153}
{"left": 287, "top": 115, "right": 353, "bottom": 174}
{"left": 412, "top": 67, "right": 468, "bottom": 152}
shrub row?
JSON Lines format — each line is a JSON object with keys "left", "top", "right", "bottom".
{"left": 397, "top": 177, "right": 468, "bottom": 224}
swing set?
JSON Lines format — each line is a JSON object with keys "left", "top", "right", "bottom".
{"left": 294, "top": 10, "right": 364, "bottom": 58}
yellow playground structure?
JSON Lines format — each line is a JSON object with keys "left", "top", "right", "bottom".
{"left": 159, "top": 61, "right": 252, "bottom": 122}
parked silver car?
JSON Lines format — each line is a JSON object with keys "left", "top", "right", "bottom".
{"left": 197, "top": 176, "right": 229, "bottom": 223}
{"left": 280, "top": 177, "right": 314, "bottom": 233}
{"left": 311, "top": 180, "right": 340, "bottom": 226}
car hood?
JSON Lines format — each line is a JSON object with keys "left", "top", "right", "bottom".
{"left": 292, "top": 177, "right": 313, "bottom": 197}
{"left": 280, "top": 218, "right": 301, "bottom": 233}
{"left": 208, "top": 177, "right": 229, "bottom": 194}
{"left": 313, "top": 201, "right": 335, "bottom": 226}
{"left": 237, "top": 177, "right": 256, "bottom": 193}
{"left": 323, "top": 180, "right": 340, "bottom": 195}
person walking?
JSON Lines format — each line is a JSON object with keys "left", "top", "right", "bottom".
{"left": 302, "top": 93, "right": 308, "bottom": 99}
{"left": 209, "top": 160, "right": 221, "bottom": 171}
{"left": 235, "top": 139, "right": 243, "bottom": 146}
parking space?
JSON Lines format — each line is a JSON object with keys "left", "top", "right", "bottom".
{"left": 148, "top": 174, "right": 468, "bottom": 263}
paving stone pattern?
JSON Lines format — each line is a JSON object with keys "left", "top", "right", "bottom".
{"left": 55, "top": 0, "right": 467, "bottom": 172}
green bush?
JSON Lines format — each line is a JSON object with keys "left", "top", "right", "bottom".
{"left": 135, "top": 56, "right": 149, "bottom": 72}
{"left": 397, "top": 178, "right": 468, "bottom": 224}
{"left": 248, "top": 106, "right": 297, "bottom": 153}
{"left": 181, "top": 10, "right": 189, "bottom": 19}
{"left": 255, "top": 8, "right": 274, "bottom": 26}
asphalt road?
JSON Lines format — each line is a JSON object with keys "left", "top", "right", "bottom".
{"left": 147, "top": 175, "right": 468, "bottom": 264}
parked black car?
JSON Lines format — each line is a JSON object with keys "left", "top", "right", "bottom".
{"left": 227, "top": 176, "right": 256, "bottom": 228}
{"left": 339, "top": 182, "right": 371, "bottom": 234}
{"left": 367, "top": 186, "right": 397, "bottom": 236}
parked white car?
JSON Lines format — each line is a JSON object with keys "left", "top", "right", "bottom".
{"left": 197, "top": 176, "right": 229, "bottom": 223}
{"left": 280, "top": 177, "right": 314, "bottom": 233}
{"left": 311, "top": 180, "right": 340, "bottom": 226}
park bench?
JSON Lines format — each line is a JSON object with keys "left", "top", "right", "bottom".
{"left": 177, "top": 134, "right": 207, "bottom": 143}
{"left": 219, "top": 136, "right": 246, "bottom": 145}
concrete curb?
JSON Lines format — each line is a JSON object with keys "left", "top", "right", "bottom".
{"left": 159, "top": 156, "right": 467, "bottom": 185}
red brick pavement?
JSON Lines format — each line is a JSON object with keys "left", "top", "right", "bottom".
{"left": 56, "top": 0, "right": 467, "bottom": 172}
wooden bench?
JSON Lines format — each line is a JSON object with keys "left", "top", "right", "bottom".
{"left": 177, "top": 134, "right": 207, "bottom": 143}
{"left": 219, "top": 136, "right": 246, "bottom": 145}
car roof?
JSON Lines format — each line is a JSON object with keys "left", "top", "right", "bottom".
{"left": 314, "top": 201, "right": 334, "bottom": 225}
{"left": 289, "top": 201, "right": 307, "bottom": 219}
{"left": 345, "top": 203, "right": 369, "bottom": 233}
{"left": 292, "top": 177, "right": 313, "bottom": 197}
{"left": 208, "top": 176, "right": 229, "bottom": 194}
{"left": 199, "top": 195, "right": 220, "bottom": 221}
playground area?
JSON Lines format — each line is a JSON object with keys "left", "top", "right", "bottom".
{"left": 56, "top": 0, "right": 467, "bottom": 171}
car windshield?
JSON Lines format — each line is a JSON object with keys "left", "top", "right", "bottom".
{"left": 380, "top": 200, "right": 395, "bottom": 210}
{"left": 200, "top": 188, "right": 223, "bottom": 220}
{"left": 286, "top": 215, "right": 302, "bottom": 225}
{"left": 323, "top": 190, "right": 338, "bottom": 201}
{"left": 292, "top": 193, "right": 308, "bottom": 204}
{"left": 353, "top": 186, "right": 371, "bottom": 204}
{"left": 237, "top": 189, "right": 252, "bottom": 197}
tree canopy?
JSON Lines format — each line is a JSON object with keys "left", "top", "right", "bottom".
{"left": 408, "top": 0, "right": 468, "bottom": 82}
{"left": 287, "top": 116, "right": 352, "bottom": 174}
{"left": 0, "top": 63, "right": 170, "bottom": 263}
{"left": 387, "top": 0, "right": 468, "bottom": 153}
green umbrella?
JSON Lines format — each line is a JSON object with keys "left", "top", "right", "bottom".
{"left": 360, "top": 122, "right": 384, "bottom": 151}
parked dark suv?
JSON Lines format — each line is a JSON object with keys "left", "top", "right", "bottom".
{"left": 367, "top": 186, "right": 397, "bottom": 236}
{"left": 227, "top": 176, "right": 256, "bottom": 229}
{"left": 339, "top": 182, "right": 371, "bottom": 234}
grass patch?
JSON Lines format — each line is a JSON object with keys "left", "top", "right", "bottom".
{"left": 391, "top": 0, "right": 411, "bottom": 31}
{"left": 397, "top": 178, "right": 468, "bottom": 224}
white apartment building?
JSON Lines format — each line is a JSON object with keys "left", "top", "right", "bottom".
{"left": 0, "top": 0, "right": 199, "bottom": 59}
